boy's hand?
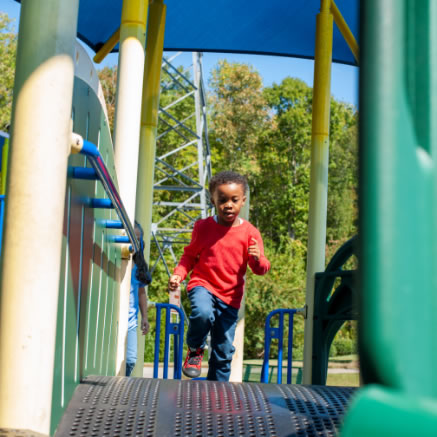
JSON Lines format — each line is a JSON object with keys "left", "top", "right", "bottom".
{"left": 141, "top": 316, "right": 150, "bottom": 335}
{"left": 248, "top": 238, "right": 260, "bottom": 261}
{"left": 168, "top": 274, "right": 182, "bottom": 292}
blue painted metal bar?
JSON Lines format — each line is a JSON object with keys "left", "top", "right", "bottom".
{"left": 106, "top": 235, "right": 130, "bottom": 244}
{"left": 76, "top": 138, "right": 151, "bottom": 285}
{"left": 286, "top": 313, "right": 292, "bottom": 384}
{"left": 100, "top": 219, "right": 124, "bottom": 229}
{"left": 153, "top": 308, "right": 162, "bottom": 379}
{"left": 261, "top": 308, "right": 298, "bottom": 384}
{"left": 90, "top": 198, "right": 113, "bottom": 209}
{"left": 0, "top": 195, "right": 5, "bottom": 258}
{"left": 163, "top": 308, "right": 171, "bottom": 379}
{"left": 69, "top": 166, "right": 98, "bottom": 180}
{"left": 154, "top": 303, "right": 185, "bottom": 380}
{"left": 79, "top": 140, "right": 100, "bottom": 157}
{"left": 277, "top": 312, "right": 284, "bottom": 384}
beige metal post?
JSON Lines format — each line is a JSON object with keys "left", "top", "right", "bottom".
{"left": 133, "top": 0, "right": 167, "bottom": 377}
{"left": 0, "top": 0, "right": 79, "bottom": 433}
{"left": 113, "top": 0, "right": 148, "bottom": 376}
{"left": 302, "top": 0, "right": 333, "bottom": 384}
{"left": 230, "top": 192, "right": 250, "bottom": 382}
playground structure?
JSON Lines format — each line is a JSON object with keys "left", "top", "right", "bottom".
{"left": 1, "top": 0, "right": 437, "bottom": 436}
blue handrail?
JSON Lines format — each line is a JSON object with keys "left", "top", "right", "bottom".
{"left": 153, "top": 303, "right": 185, "bottom": 380}
{"left": 75, "top": 136, "right": 151, "bottom": 285}
{"left": 0, "top": 194, "right": 5, "bottom": 258}
{"left": 261, "top": 308, "right": 303, "bottom": 384}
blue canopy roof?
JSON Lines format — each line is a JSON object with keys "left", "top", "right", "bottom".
{"left": 17, "top": 0, "right": 360, "bottom": 66}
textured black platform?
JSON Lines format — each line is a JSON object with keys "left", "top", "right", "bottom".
{"left": 55, "top": 376, "right": 356, "bottom": 437}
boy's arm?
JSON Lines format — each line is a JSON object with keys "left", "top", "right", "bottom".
{"left": 173, "top": 220, "right": 201, "bottom": 280}
{"left": 138, "top": 287, "right": 149, "bottom": 335}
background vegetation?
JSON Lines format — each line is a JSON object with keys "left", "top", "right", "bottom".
{"left": 0, "top": 14, "right": 358, "bottom": 362}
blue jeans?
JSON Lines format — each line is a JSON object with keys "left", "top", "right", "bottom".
{"left": 186, "top": 286, "right": 239, "bottom": 381}
{"left": 126, "top": 326, "right": 137, "bottom": 376}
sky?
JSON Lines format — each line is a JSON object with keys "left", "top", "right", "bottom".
{"left": 1, "top": 0, "right": 358, "bottom": 106}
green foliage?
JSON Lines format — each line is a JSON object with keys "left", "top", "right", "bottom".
{"left": 208, "top": 60, "right": 272, "bottom": 176}
{"left": 254, "top": 78, "right": 313, "bottom": 244}
{"left": 97, "top": 66, "right": 117, "bottom": 133}
{"left": 244, "top": 240, "right": 307, "bottom": 359}
{"left": 0, "top": 13, "right": 17, "bottom": 132}
{"left": 329, "top": 321, "right": 358, "bottom": 357}
{"left": 332, "top": 336, "right": 357, "bottom": 356}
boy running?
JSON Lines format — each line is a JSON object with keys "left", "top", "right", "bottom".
{"left": 168, "top": 171, "right": 270, "bottom": 381}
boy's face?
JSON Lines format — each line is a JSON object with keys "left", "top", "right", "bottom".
{"left": 211, "top": 182, "right": 246, "bottom": 227}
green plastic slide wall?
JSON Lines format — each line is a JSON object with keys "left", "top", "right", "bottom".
{"left": 50, "top": 77, "right": 122, "bottom": 434}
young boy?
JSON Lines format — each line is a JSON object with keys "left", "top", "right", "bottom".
{"left": 168, "top": 170, "right": 270, "bottom": 381}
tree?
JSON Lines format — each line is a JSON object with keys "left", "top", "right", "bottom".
{"left": 250, "top": 77, "right": 358, "bottom": 249}
{"left": 0, "top": 13, "right": 17, "bottom": 132}
{"left": 326, "top": 100, "right": 358, "bottom": 243}
{"left": 253, "top": 77, "right": 313, "bottom": 245}
{"left": 97, "top": 66, "right": 117, "bottom": 133}
{"left": 208, "top": 60, "right": 272, "bottom": 176}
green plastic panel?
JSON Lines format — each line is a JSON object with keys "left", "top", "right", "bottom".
{"left": 50, "top": 77, "right": 121, "bottom": 434}
{"left": 343, "top": 1, "right": 437, "bottom": 435}
{"left": 341, "top": 386, "right": 437, "bottom": 437}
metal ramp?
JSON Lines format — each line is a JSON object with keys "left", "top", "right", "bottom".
{"left": 54, "top": 376, "right": 356, "bottom": 436}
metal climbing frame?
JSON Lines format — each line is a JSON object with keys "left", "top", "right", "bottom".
{"left": 149, "top": 52, "right": 213, "bottom": 280}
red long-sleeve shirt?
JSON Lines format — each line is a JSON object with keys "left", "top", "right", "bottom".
{"left": 173, "top": 217, "right": 270, "bottom": 309}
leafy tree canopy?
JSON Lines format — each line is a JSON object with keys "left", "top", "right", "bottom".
{"left": 0, "top": 13, "right": 17, "bottom": 132}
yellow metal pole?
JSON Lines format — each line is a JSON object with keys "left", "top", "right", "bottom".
{"left": 93, "top": 28, "right": 121, "bottom": 64}
{"left": 113, "top": 0, "right": 148, "bottom": 376}
{"left": 331, "top": 0, "right": 359, "bottom": 64}
{"left": 132, "top": 0, "right": 166, "bottom": 377}
{"left": 0, "top": 0, "right": 79, "bottom": 433}
{"left": 302, "top": 0, "right": 333, "bottom": 385}
{"left": 0, "top": 137, "right": 9, "bottom": 195}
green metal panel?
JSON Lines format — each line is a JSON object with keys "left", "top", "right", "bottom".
{"left": 50, "top": 77, "right": 121, "bottom": 434}
{"left": 343, "top": 0, "right": 437, "bottom": 434}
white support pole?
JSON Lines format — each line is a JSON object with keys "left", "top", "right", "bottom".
{"left": 302, "top": 0, "right": 333, "bottom": 384}
{"left": 133, "top": 0, "right": 166, "bottom": 377}
{"left": 113, "top": 0, "right": 148, "bottom": 376}
{"left": 230, "top": 192, "right": 250, "bottom": 382}
{"left": 0, "top": 0, "right": 79, "bottom": 433}
{"left": 192, "top": 52, "right": 207, "bottom": 219}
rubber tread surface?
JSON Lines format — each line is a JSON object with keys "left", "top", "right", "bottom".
{"left": 55, "top": 375, "right": 356, "bottom": 436}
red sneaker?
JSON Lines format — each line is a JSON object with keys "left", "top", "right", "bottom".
{"left": 182, "top": 347, "right": 204, "bottom": 378}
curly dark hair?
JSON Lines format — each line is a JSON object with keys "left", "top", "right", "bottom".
{"left": 209, "top": 171, "right": 248, "bottom": 195}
